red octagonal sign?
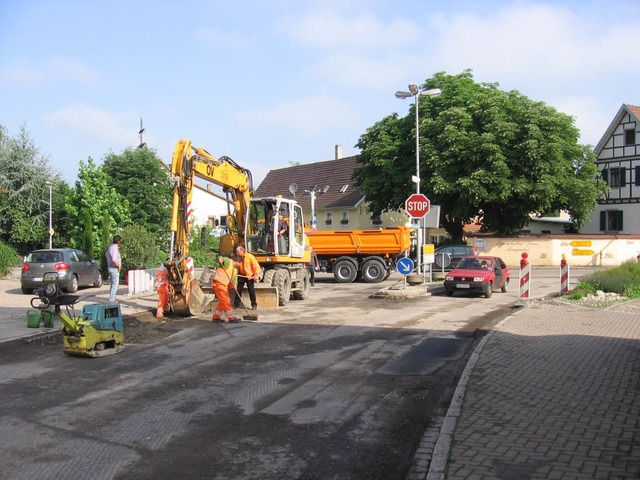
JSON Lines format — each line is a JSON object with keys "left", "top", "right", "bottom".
{"left": 405, "top": 193, "right": 431, "bottom": 218}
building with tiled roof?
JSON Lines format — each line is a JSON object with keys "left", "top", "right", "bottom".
{"left": 581, "top": 104, "right": 640, "bottom": 234}
{"left": 254, "top": 149, "right": 407, "bottom": 231}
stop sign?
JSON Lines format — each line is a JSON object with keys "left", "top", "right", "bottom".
{"left": 405, "top": 193, "right": 430, "bottom": 218}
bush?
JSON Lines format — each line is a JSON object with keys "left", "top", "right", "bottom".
{"left": 0, "top": 240, "right": 20, "bottom": 277}
{"left": 119, "top": 224, "right": 165, "bottom": 272}
{"left": 567, "top": 259, "right": 640, "bottom": 299}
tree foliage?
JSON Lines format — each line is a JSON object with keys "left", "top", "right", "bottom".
{"left": 119, "top": 224, "right": 165, "bottom": 271}
{"left": 0, "top": 125, "right": 61, "bottom": 253}
{"left": 65, "top": 157, "right": 132, "bottom": 256}
{"left": 354, "top": 70, "right": 607, "bottom": 239}
{"left": 102, "top": 147, "right": 171, "bottom": 241}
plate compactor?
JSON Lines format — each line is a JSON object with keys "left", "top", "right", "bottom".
{"left": 32, "top": 272, "right": 125, "bottom": 357}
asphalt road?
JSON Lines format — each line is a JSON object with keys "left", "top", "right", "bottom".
{"left": 0, "top": 267, "right": 594, "bottom": 480}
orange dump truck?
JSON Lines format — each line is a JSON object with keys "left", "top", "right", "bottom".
{"left": 306, "top": 226, "right": 411, "bottom": 283}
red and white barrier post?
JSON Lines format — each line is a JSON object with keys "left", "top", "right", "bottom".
{"left": 519, "top": 252, "right": 530, "bottom": 298}
{"left": 560, "top": 254, "right": 569, "bottom": 294}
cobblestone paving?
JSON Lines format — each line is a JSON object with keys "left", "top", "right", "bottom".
{"left": 441, "top": 299, "right": 640, "bottom": 480}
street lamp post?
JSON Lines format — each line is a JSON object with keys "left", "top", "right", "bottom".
{"left": 45, "top": 181, "right": 53, "bottom": 249}
{"left": 395, "top": 83, "right": 442, "bottom": 273}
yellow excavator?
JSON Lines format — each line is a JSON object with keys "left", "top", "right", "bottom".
{"left": 167, "top": 139, "right": 311, "bottom": 316}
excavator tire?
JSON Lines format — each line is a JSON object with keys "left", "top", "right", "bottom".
{"left": 273, "top": 269, "right": 291, "bottom": 306}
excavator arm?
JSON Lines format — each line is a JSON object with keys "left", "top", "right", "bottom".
{"left": 168, "top": 139, "right": 253, "bottom": 316}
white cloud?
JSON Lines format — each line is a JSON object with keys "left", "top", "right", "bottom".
{"left": 235, "top": 93, "right": 358, "bottom": 133}
{"left": 42, "top": 104, "right": 141, "bottom": 150}
{"left": 429, "top": 3, "right": 640, "bottom": 82}
{"left": 0, "top": 55, "right": 100, "bottom": 86}
{"left": 279, "top": 9, "right": 420, "bottom": 51}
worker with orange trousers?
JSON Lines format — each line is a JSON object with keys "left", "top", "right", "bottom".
{"left": 211, "top": 255, "right": 240, "bottom": 323}
{"left": 154, "top": 261, "right": 171, "bottom": 318}
{"left": 233, "top": 245, "right": 260, "bottom": 310}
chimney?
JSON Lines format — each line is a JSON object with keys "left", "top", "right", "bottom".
{"left": 335, "top": 144, "right": 343, "bottom": 160}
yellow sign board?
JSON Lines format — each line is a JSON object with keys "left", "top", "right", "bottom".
{"left": 572, "top": 249, "right": 595, "bottom": 256}
{"left": 570, "top": 240, "right": 592, "bottom": 247}
{"left": 422, "top": 244, "right": 435, "bottom": 254}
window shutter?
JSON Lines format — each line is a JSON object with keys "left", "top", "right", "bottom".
{"left": 620, "top": 168, "right": 627, "bottom": 187}
{"left": 601, "top": 169, "right": 608, "bottom": 184}
{"left": 618, "top": 211, "right": 624, "bottom": 231}
{"left": 599, "top": 211, "right": 606, "bottom": 231}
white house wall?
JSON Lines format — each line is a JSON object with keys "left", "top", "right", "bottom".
{"left": 191, "top": 186, "right": 230, "bottom": 226}
{"left": 581, "top": 106, "right": 640, "bottom": 234}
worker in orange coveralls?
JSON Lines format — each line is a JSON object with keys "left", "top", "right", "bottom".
{"left": 154, "top": 260, "right": 171, "bottom": 318}
{"left": 211, "top": 255, "right": 240, "bottom": 323}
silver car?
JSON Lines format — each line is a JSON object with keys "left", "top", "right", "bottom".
{"left": 20, "top": 248, "right": 103, "bottom": 294}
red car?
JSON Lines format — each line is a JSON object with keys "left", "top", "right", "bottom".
{"left": 443, "top": 255, "right": 510, "bottom": 298}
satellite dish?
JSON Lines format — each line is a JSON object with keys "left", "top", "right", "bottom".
{"left": 289, "top": 183, "right": 298, "bottom": 195}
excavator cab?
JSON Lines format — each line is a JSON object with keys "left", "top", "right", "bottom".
{"left": 246, "top": 197, "right": 306, "bottom": 260}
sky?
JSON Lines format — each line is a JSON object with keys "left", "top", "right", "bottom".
{"left": 1, "top": 0, "right": 638, "bottom": 188}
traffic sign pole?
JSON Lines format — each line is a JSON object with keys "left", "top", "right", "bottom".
{"left": 405, "top": 193, "right": 431, "bottom": 274}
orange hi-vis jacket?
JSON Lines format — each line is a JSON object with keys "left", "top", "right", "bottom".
{"left": 238, "top": 252, "right": 261, "bottom": 280}
{"left": 212, "top": 256, "right": 237, "bottom": 286}
{"left": 155, "top": 265, "right": 169, "bottom": 287}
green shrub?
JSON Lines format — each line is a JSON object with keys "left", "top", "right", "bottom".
{"left": 568, "top": 259, "right": 640, "bottom": 299}
{"left": 0, "top": 241, "right": 21, "bottom": 276}
{"left": 119, "top": 224, "right": 165, "bottom": 272}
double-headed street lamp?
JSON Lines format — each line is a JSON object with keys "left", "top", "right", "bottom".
{"left": 395, "top": 83, "right": 442, "bottom": 273}
{"left": 45, "top": 181, "right": 53, "bottom": 249}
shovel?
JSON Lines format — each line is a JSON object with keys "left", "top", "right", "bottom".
{"left": 221, "top": 267, "right": 259, "bottom": 321}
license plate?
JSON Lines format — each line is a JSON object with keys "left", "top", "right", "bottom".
{"left": 456, "top": 283, "right": 470, "bottom": 289}
{"left": 32, "top": 277, "right": 43, "bottom": 282}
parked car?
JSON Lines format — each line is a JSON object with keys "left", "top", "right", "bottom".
{"left": 443, "top": 255, "right": 510, "bottom": 298}
{"left": 20, "top": 248, "right": 103, "bottom": 294}
{"left": 433, "top": 245, "right": 478, "bottom": 271}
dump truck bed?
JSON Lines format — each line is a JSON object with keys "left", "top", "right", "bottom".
{"left": 307, "top": 227, "right": 411, "bottom": 256}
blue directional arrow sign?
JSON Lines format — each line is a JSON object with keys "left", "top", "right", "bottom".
{"left": 397, "top": 257, "right": 414, "bottom": 276}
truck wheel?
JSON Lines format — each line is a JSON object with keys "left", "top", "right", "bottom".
{"left": 293, "top": 269, "right": 310, "bottom": 300}
{"left": 333, "top": 259, "right": 357, "bottom": 283}
{"left": 361, "top": 258, "right": 387, "bottom": 283}
{"left": 273, "top": 269, "right": 291, "bottom": 306}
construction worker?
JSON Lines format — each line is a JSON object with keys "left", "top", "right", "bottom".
{"left": 211, "top": 255, "right": 240, "bottom": 323}
{"left": 233, "top": 245, "right": 260, "bottom": 310}
{"left": 154, "top": 260, "right": 171, "bottom": 318}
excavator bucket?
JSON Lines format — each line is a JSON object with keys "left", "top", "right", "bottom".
{"left": 172, "top": 278, "right": 214, "bottom": 317}
{"left": 252, "top": 286, "right": 280, "bottom": 309}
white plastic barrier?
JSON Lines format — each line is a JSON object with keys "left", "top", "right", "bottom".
{"left": 127, "top": 268, "right": 157, "bottom": 296}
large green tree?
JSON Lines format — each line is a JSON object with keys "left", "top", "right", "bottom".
{"left": 65, "top": 158, "right": 132, "bottom": 256}
{"left": 102, "top": 147, "right": 172, "bottom": 241}
{"left": 0, "top": 124, "right": 62, "bottom": 253}
{"left": 354, "top": 70, "right": 607, "bottom": 239}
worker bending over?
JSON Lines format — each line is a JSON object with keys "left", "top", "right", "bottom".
{"left": 211, "top": 255, "right": 240, "bottom": 323}
{"left": 154, "top": 260, "right": 171, "bottom": 318}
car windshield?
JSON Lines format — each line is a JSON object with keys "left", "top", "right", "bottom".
{"left": 27, "top": 251, "right": 63, "bottom": 263}
{"left": 458, "top": 257, "right": 492, "bottom": 270}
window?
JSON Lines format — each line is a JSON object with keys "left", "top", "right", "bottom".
{"left": 325, "top": 212, "right": 333, "bottom": 226}
{"left": 340, "top": 211, "right": 349, "bottom": 225}
{"left": 339, "top": 184, "right": 349, "bottom": 193}
{"left": 624, "top": 128, "right": 636, "bottom": 146}
{"left": 600, "top": 210, "right": 623, "bottom": 232}
{"left": 371, "top": 213, "right": 383, "bottom": 226}
{"left": 602, "top": 167, "right": 626, "bottom": 187}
